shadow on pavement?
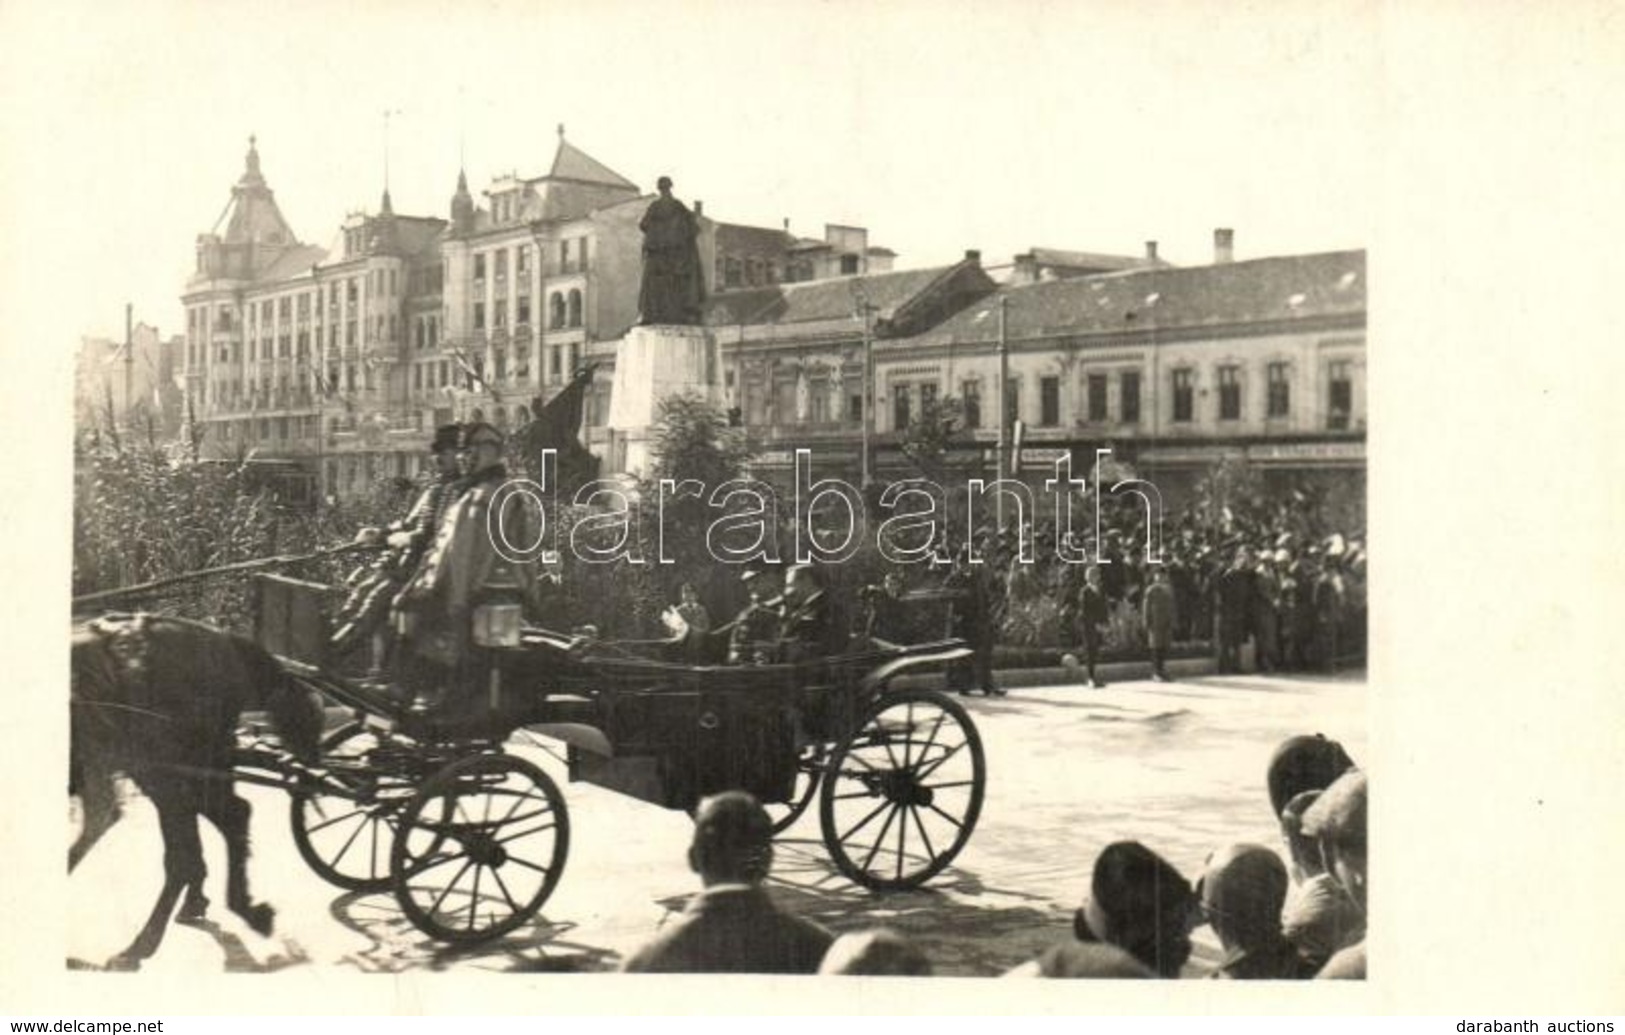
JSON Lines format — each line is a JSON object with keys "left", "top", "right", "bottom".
{"left": 326, "top": 889, "right": 619, "bottom": 973}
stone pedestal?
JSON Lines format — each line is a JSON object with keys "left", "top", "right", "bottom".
{"left": 605, "top": 324, "right": 721, "bottom": 476}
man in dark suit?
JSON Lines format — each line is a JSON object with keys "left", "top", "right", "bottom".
{"left": 620, "top": 792, "right": 833, "bottom": 974}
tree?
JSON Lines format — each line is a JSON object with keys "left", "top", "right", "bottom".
{"left": 898, "top": 394, "right": 965, "bottom": 483}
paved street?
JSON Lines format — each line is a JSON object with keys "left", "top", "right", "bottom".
{"left": 68, "top": 670, "right": 1365, "bottom": 977}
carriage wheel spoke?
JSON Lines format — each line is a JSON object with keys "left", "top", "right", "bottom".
{"left": 909, "top": 803, "right": 937, "bottom": 864}
{"left": 925, "top": 801, "right": 966, "bottom": 831}
{"left": 466, "top": 865, "right": 484, "bottom": 930}
{"left": 895, "top": 798, "right": 908, "bottom": 881}
{"left": 838, "top": 798, "right": 892, "bottom": 844}
{"left": 920, "top": 779, "right": 976, "bottom": 791}
{"left": 489, "top": 865, "right": 522, "bottom": 914}
{"left": 859, "top": 804, "right": 900, "bottom": 875}
{"left": 427, "top": 860, "right": 473, "bottom": 917}
{"left": 504, "top": 855, "right": 554, "bottom": 877}
{"left": 325, "top": 811, "right": 369, "bottom": 871}
{"left": 913, "top": 739, "right": 967, "bottom": 781}
{"left": 909, "top": 710, "right": 948, "bottom": 776}
{"left": 900, "top": 702, "right": 914, "bottom": 770}
{"left": 495, "top": 821, "right": 557, "bottom": 845}
{"left": 303, "top": 805, "right": 369, "bottom": 836}
{"left": 399, "top": 849, "right": 461, "bottom": 880}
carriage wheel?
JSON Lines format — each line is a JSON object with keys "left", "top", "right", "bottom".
{"left": 768, "top": 745, "right": 824, "bottom": 834}
{"left": 391, "top": 752, "right": 570, "bottom": 944}
{"left": 291, "top": 722, "right": 416, "bottom": 892}
{"left": 818, "top": 690, "right": 985, "bottom": 891}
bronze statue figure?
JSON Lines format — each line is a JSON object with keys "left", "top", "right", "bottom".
{"left": 638, "top": 176, "right": 706, "bottom": 326}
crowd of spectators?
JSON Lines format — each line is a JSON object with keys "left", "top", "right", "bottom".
{"left": 619, "top": 734, "right": 1367, "bottom": 979}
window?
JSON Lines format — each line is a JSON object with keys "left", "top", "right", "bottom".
{"left": 961, "top": 381, "right": 982, "bottom": 429}
{"left": 347, "top": 278, "right": 358, "bottom": 305}
{"left": 1218, "top": 365, "right": 1241, "bottom": 420}
{"left": 550, "top": 345, "right": 562, "bottom": 380}
{"left": 516, "top": 344, "right": 530, "bottom": 379}
{"left": 567, "top": 289, "right": 583, "bottom": 328}
{"left": 427, "top": 318, "right": 437, "bottom": 350}
{"left": 579, "top": 237, "right": 590, "bottom": 271}
{"left": 495, "top": 249, "right": 507, "bottom": 280}
{"left": 345, "top": 364, "right": 356, "bottom": 392}
{"left": 1173, "top": 369, "right": 1194, "bottom": 422}
{"left": 1041, "top": 376, "right": 1061, "bottom": 426}
{"left": 473, "top": 302, "right": 486, "bottom": 331}
{"left": 559, "top": 240, "right": 572, "bottom": 273}
{"left": 811, "top": 383, "right": 829, "bottom": 423}
{"left": 1005, "top": 380, "right": 1021, "bottom": 426}
{"left": 517, "top": 296, "right": 531, "bottom": 326}
{"left": 1267, "top": 362, "right": 1290, "bottom": 418}
{"left": 517, "top": 246, "right": 529, "bottom": 275}
{"left": 493, "top": 302, "right": 506, "bottom": 330}
{"left": 1087, "top": 374, "right": 1108, "bottom": 423}
{"left": 474, "top": 254, "right": 486, "bottom": 281}
{"left": 550, "top": 293, "right": 566, "bottom": 330}
{"left": 746, "top": 258, "right": 761, "bottom": 287}
{"left": 724, "top": 258, "right": 742, "bottom": 289}
{"left": 849, "top": 395, "right": 863, "bottom": 425}
{"left": 840, "top": 255, "right": 860, "bottom": 275}
{"left": 297, "top": 294, "right": 309, "bottom": 317}
{"left": 494, "top": 350, "right": 507, "bottom": 381}
{"left": 1328, "top": 361, "right": 1352, "bottom": 429}
{"left": 893, "top": 384, "right": 912, "bottom": 430}
{"left": 1121, "top": 371, "right": 1141, "bottom": 424}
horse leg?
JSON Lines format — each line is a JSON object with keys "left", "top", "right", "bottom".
{"left": 199, "top": 785, "right": 274, "bottom": 936}
{"left": 108, "top": 792, "right": 205, "bottom": 970}
{"left": 68, "top": 763, "right": 122, "bottom": 873}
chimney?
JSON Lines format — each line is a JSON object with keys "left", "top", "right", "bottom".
{"left": 1145, "top": 240, "right": 1159, "bottom": 263}
{"left": 1012, "top": 252, "right": 1039, "bottom": 284}
{"left": 1214, "top": 228, "right": 1234, "bottom": 264}
{"left": 694, "top": 200, "right": 704, "bottom": 216}
{"left": 964, "top": 249, "right": 982, "bottom": 264}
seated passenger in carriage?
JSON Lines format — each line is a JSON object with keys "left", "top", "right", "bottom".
{"left": 715, "top": 568, "right": 781, "bottom": 666}
{"left": 775, "top": 564, "right": 846, "bottom": 664}
{"left": 391, "top": 422, "right": 544, "bottom": 715}
{"left": 329, "top": 423, "right": 465, "bottom": 663}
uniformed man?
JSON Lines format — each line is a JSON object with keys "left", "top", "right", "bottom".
{"left": 330, "top": 423, "right": 464, "bottom": 661}
{"left": 776, "top": 564, "right": 842, "bottom": 664}
{"left": 719, "top": 569, "right": 781, "bottom": 665}
{"left": 945, "top": 546, "right": 1001, "bottom": 695}
{"left": 391, "top": 422, "right": 540, "bottom": 714}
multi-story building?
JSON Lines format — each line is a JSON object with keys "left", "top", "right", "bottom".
{"left": 182, "top": 139, "right": 1363, "bottom": 509}
{"left": 182, "top": 135, "right": 898, "bottom": 500}
{"left": 710, "top": 232, "right": 1365, "bottom": 506}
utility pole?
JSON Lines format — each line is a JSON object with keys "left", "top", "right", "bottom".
{"left": 995, "top": 293, "right": 1010, "bottom": 529}
{"left": 856, "top": 292, "right": 877, "bottom": 488}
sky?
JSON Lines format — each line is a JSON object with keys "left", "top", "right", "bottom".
{"left": 2, "top": 0, "right": 1379, "bottom": 346}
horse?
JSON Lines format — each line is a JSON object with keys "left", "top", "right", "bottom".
{"left": 69, "top": 613, "right": 324, "bottom": 970}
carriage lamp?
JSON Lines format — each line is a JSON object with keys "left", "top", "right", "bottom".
{"left": 471, "top": 565, "right": 525, "bottom": 648}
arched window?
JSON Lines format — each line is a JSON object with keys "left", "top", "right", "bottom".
{"left": 515, "top": 404, "right": 531, "bottom": 425}
{"left": 567, "top": 289, "right": 583, "bottom": 328}
{"left": 550, "top": 292, "right": 566, "bottom": 329}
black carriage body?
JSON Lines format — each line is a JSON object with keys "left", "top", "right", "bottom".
{"left": 252, "top": 572, "right": 987, "bottom": 944}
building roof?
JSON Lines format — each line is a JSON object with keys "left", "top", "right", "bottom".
{"left": 715, "top": 221, "right": 793, "bottom": 253}
{"left": 546, "top": 138, "right": 637, "bottom": 190}
{"left": 917, "top": 249, "right": 1366, "bottom": 345}
{"left": 705, "top": 264, "right": 961, "bottom": 328}
{"left": 258, "top": 243, "right": 328, "bottom": 282}
{"left": 1020, "top": 246, "right": 1164, "bottom": 273}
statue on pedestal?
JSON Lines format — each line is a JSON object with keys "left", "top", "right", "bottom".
{"left": 638, "top": 176, "right": 706, "bottom": 326}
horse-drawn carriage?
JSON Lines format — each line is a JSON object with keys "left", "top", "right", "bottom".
{"left": 246, "top": 573, "right": 988, "bottom": 945}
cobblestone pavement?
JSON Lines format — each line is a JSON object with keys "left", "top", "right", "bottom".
{"left": 68, "top": 670, "right": 1365, "bottom": 977}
